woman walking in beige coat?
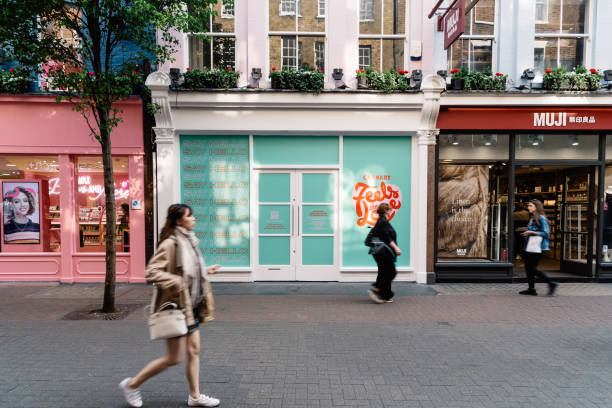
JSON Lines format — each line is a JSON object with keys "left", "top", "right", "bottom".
{"left": 119, "top": 204, "right": 220, "bottom": 407}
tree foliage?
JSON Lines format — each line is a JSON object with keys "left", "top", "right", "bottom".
{"left": 0, "top": 0, "right": 222, "bottom": 312}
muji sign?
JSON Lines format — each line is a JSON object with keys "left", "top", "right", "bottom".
{"left": 444, "top": 0, "right": 465, "bottom": 50}
{"left": 437, "top": 108, "right": 612, "bottom": 130}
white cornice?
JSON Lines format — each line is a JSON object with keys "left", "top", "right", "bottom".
{"left": 166, "top": 91, "right": 426, "bottom": 111}
{"left": 441, "top": 92, "right": 612, "bottom": 107}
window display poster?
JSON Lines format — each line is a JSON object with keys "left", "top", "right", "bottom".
{"left": 437, "top": 165, "right": 489, "bottom": 258}
{"left": 342, "top": 136, "right": 411, "bottom": 267}
{"left": 180, "top": 135, "right": 250, "bottom": 266}
{"left": 2, "top": 181, "right": 41, "bottom": 244}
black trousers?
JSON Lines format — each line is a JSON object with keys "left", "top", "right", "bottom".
{"left": 523, "top": 252, "right": 552, "bottom": 289}
{"left": 373, "top": 253, "right": 397, "bottom": 300}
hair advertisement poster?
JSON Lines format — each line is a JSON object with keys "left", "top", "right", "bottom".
{"left": 2, "top": 181, "right": 41, "bottom": 245}
{"left": 437, "top": 165, "right": 489, "bottom": 258}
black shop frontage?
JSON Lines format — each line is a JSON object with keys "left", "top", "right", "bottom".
{"left": 434, "top": 106, "right": 612, "bottom": 282}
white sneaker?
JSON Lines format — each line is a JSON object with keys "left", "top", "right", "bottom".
{"left": 368, "top": 290, "right": 385, "bottom": 304}
{"left": 188, "top": 393, "right": 220, "bottom": 407}
{"left": 119, "top": 377, "right": 143, "bottom": 408}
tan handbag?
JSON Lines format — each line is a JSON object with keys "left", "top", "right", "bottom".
{"left": 148, "top": 286, "right": 188, "bottom": 340}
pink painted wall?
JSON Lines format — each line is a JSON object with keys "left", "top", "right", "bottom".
{"left": 0, "top": 95, "right": 146, "bottom": 283}
{"left": 0, "top": 95, "right": 144, "bottom": 155}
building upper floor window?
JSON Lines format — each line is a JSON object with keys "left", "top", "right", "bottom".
{"left": 359, "top": 0, "right": 406, "bottom": 71}
{"left": 221, "top": 3, "right": 234, "bottom": 18}
{"left": 318, "top": 0, "right": 326, "bottom": 17}
{"left": 360, "top": 0, "right": 374, "bottom": 21}
{"left": 536, "top": 0, "right": 548, "bottom": 23}
{"left": 189, "top": 0, "right": 235, "bottom": 70}
{"left": 269, "top": 0, "right": 326, "bottom": 73}
{"left": 280, "top": 0, "right": 301, "bottom": 16}
{"left": 447, "top": 0, "right": 496, "bottom": 73}
{"left": 534, "top": 0, "right": 588, "bottom": 75}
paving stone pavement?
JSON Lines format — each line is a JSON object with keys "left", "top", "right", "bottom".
{"left": 0, "top": 283, "right": 611, "bottom": 408}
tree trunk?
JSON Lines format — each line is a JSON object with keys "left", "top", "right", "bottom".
{"left": 100, "top": 108, "right": 117, "bottom": 313}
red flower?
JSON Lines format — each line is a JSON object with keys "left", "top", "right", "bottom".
{"left": 318, "top": 69, "right": 323, "bottom": 73}
{"left": 590, "top": 68, "right": 598, "bottom": 74}
{"left": 271, "top": 67, "right": 277, "bottom": 71}
{"left": 9, "top": 68, "right": 14, "bottom": 73}
{"left": 227, "top": 67, "right": 233, "bottom": 71}
{"left": 545, "top": 68, "right": 552, "bottom": 74}
{"left": 360, "top": 69, "right": 364, "bottom": 73}
{"left": 132, "top": 70, "right": 138, "bottom": 75}
{"left": 450, "top": 68, "right": 459, "bottom": 74}
{"left": 186, "top": 67, "right": 192, "bottom": 71}
{"left": 495, "top": 72, "right": 504, "bottom": 77}
{"left": 88, "top": 72, "right": 94, "bottom": 76}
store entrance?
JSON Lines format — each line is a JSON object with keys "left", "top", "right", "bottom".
{"left": 513, "top": 165, "right": 596, "bottom": 278}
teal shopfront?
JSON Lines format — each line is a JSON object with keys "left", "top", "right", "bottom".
{"left": 179, "top": 134, "right": 412, "bottom": 281}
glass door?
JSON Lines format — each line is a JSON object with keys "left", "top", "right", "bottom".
{"left": 560, "top": 167, "right": 595, "bottom": 276}
{"left": 255, "top": 170, "right": 338, "bottom": 281}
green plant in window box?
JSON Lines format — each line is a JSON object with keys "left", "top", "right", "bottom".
{"left": 361, "top": 68, "right": 413, "bottom": 92}
{"left": 181, "top": 67, "right": 240, "bottom": 89}
{"left": 356, "top": 68, "right": 369, "bottom": 89}
{"left": 449, "top": 67, "right": 468, "bottom": 90}
{"left": 0, "top": 67, "right": 31, "bottom": 94}
{"left": 586, "top": 68, "right": 602, "bottom": 91}
{"left": 268, "top": 67, "right": 324, "bottom": 93}
{"left": 462, "top": 69, "right": 507, "bottom": 91}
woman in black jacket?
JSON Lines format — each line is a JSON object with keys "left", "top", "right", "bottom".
{"left": 368, "top": 203, "right": 402, "bottom": 303}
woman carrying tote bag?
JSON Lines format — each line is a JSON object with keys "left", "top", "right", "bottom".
{"left": 520, "top": 199, "right": 558, "bottom": 297}
{"left": 119, "top": 204, "right": 220, "bottom": 407}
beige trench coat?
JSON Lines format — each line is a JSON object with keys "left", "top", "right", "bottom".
{"left": 145, "top": 235, "right": 214, "bottom": 326}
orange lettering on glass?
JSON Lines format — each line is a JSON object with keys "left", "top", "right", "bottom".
{"left": 352, "top": 181, "right": 402, "bottom": 227}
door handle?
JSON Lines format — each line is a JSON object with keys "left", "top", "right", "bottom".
{"left": 291, "top": 205, "right": 294, "bottom": 237}
{"left": 297, "top": 206, "right": 300, "bottom": 236}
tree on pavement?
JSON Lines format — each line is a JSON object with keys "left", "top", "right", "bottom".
{"left": 0, "top": 0, "right": 222, "bottom": 312}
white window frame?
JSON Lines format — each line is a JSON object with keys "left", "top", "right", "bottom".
{"left": 282, "top": 36, "right": 304, "bottom": 70}
{"left": 535, "top": 0, "right": 548, "bottom": 24}
{"left": 314, "top": 41, "right": 325, "bottom": 71}
{"left": 359, "top": 0, "right": 375, "bottom": 22}
{"left": 533, "top": 0, "right": 589, "bottom": 75}
{"left": 358, "top": 0, "right": 407, "bottom": 71}
{"left": 280, "top": 0, "right": 301, "bottom": 17}
{"left": 447, "top": 0, "right": 497, "bottom": 73}
{"left": 189, "top": 3, "right": 236, "bottom": 70}
{"left": 317, "top": 0, "right": 326, "bottom": 18}
{"left": 358, "top": 45, "right": 371, "bottom": 69}
{"left": 221, "top": 3, "right": 234, "bottom": 18}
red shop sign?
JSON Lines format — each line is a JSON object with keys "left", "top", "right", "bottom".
{"left": 444, "top": 0, "right": 465, "bottom": 50}
{"left": 437, "top": 107, "right": 612, "bottom": 130}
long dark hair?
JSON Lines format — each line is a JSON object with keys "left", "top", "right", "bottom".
{"left": 158, "top": 204, "right": 192, "bottom": 246}
{"left": 529, "top": 199, "right": 546, "bottom": 227}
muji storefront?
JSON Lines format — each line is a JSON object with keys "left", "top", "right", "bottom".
{"left": 147, "top": 72, "right": 445, "bottom": 283}
{"left": 435, "top": 94, "right": 612, "bottom": 282}
{"left": 0, "top": 95, "right": 146, "bottom": 282}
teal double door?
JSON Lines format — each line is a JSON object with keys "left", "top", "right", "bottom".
{"left": 255, "top": 170, "right": 338, "bottom": 281}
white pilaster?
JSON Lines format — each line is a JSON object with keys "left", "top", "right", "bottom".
{"left": 145, "top": 72, "right": 178, "bottom": 236}
{"left": 413, "top": 74, "right": 445, "bottom": 284}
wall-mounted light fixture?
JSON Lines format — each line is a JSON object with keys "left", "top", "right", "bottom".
{"left": 482, "top": 134, "right": 497, "bottom": 146}
{"left": 447, "top": 135, "right": 459, "bottom": 145}
{"left": 569, "top": 135, "right": 580, "bottom": 146}
{"left": 522, "top": 68, "right": 535, "bottom": 80}
{"left": 436, "top": 70, "right": 447, "bottom": 79}
{"left": 604, "top": 70, "right": 612, "bottom": 89}
{"left": 411, "top": 69, "right": 423, "bottom": 88}
{"left": 169, "top": 68, "right": 181, "bottom": 88}
{"left": 251, "top": 67, "right": 262, "bottom": 81}
{"left": 528, "top": 134, "right": 544, "bottom": 146}
{"left": 332, "top": 68, "right": 344, "bottom": 80}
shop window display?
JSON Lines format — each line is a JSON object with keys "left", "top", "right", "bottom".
{"left": 603, "top": 135, "right": 612, "bottom": 262}
{"left": 0, "top": 156, "right": 60, "bottom": 252}
{"left": 76, "top": 156, "right": 130, "bottom": 253}
{"left": 437, "top": 134, "right": 509, "bottom": 262}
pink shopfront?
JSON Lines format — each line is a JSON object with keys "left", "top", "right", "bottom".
{"left": 0, "top": 95, "right": 145, "bottom": 282}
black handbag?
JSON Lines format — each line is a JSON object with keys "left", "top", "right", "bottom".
{"left": 364, "top": 227, "right": 375, "bottom": 247}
